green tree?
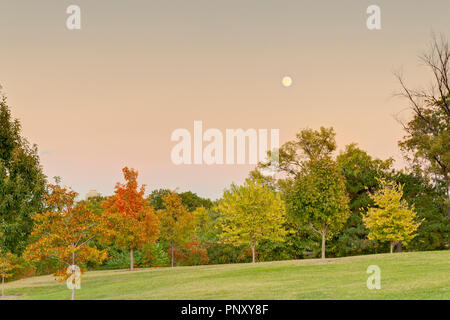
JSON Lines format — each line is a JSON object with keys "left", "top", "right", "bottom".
{"left": 258, "top": 126, "right": 337, "bottom": 181}
{"left": 78, "top": 196, "right": 107, "bottom": 215}
{"left": 179, "top": 191, "right": 213, "bottom": 211}
{"left": 149, "top": 189, "right": 171, "bottom": 210}
{"left": 0, "top": 91, "right": 47, "bottom": 254}
{"left": 150, "top": 189, "right": 212, "bottom": 212}
{"left": 363, "top": 179, "right": 422, "bottom": 253}
{"left": 393, "top": 171, "right": 449, "bottom": 251}
{"left": 395, "top": 35, "right": 450, "bottom": 226}
{"left": 217, "top": 178, "right": 288, "bottom": 263}
{"left": 286, "top": 158, "right": 350, "bottom": 259}
{"left": 332, "top": 144, "right": 393, "bottom": 256}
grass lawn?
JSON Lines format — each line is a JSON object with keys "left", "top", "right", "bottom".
{"left": 2, "top": 251, "right": 449, "bottom": 300}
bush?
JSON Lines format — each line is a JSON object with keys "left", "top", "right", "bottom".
{"left": 206, "top": 243, "right": 251, "bottom": 264}
{"left": 181, "top": 241, "right": 209, "bottom": 266}
{"left": 167, "top": 241, "right": 209, "bottom": 266}
{"left": 105, "top": 243, "right": 169, "bottom": 269}
{"left": 139, "top": 243, "right": 170, "bottom": 267}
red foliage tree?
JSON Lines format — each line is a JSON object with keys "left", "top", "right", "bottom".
{"left": 102, "top": 167, "right": 160, "bottom": 270}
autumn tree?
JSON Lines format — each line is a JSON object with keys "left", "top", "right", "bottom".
{"left": 102, "top": 167, "right": 160, "bottom": 270}
{"left": 286, "top": 158, "right": 350, "bottom": 259}
{"left": 0, "top": 249, "right": 20, "bottom": 297}
{"left": 23, "top": 184, "right": 107, "bottom": 300}
{"left": 192, "top": 207, "right": 211, "bottom": 240}
{"left": 156, "top": 191, "right": 194, "bottom": 267}
{"left": 363, "top": 179, "right": 422, "bottom": 253}
{"left": 0, "top": 90, "right": 47, "bottom": 254}
{"left": 217, "top": 178, "right": 288, "bottom": 263}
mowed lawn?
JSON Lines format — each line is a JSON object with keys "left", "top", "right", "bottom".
{"left": 3, "top": 251, "right": 449, "bottom": 300}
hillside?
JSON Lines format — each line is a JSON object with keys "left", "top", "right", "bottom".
{"left": 3, "top": 251, "right": 449, "bottom": 300}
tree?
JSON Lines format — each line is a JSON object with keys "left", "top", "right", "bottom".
{"left": 393, "top": 171, "right": 449, "bottom": 251}
{"left": 156, "top": 191, "right": 194, "bottom": 267}
{"left": 179, "top": 191, "right": 213, "bottom": 211}
{"left": 78, "top": 195, "right": 107, "bottom": 215}
{"left": 395, "top": 35, "right": 450, "bottom": 226}
{"left": 192, "top": 207, "right": 212, "bottom": 240}
{"left": 23, "top": 184, "right": 107, "bottom": 300}
{"left": 217, "top": 178, "right": 288, "bottom": 263}
{"left": 0, "top": 249, "right": 19, "bottom": 297}
{"left": 102, "top": 167, "right": 160, "bottom": 270}
{"left": 0, "top": 91, "right": 47, "bottom": 254}
{"left": 149, "top": 189, "right": 171, "bottom": 210}
{"left": 332, "top": 144, "right": 394, "bottom": 256}
{"left": 363, "top": 179, "right": 422, "bottom": 253}
{"left": 149, "top": 189, "right": 213, "bottom": 212}
{"left": 257, "top": 126, "right": 337, "bottom": 181}
{"left": 286, "top": 158, "right": 350, "bottom": 259}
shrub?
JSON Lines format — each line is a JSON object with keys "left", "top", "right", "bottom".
{"left": 105, "top": 243, "right": 169, "bottom": 269}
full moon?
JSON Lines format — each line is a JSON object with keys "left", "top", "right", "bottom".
{"left": 282, "top": 76, "right": 293, "bottom": 87}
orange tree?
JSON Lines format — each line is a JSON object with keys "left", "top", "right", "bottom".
{"left": 157, "top": 191, "right": 194, "bottom": 267}
{"left": 0, "top": 249, "right": 20, "bottom": 297}
{"left": 102, "top": 167, "right": 160, "bottom": 270}
{"left": 23, "top": 184, "right": 108, "bottom": 300}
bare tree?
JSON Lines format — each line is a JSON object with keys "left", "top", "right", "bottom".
{"left": 394, "top": 33, "right": 450, "bottom": 229}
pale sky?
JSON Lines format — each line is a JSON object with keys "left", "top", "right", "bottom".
{"left": 1, "top": 1, "right": 449, "bottom": 199}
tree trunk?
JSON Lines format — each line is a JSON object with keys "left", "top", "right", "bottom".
{"left": 171, "top": 243, "right": 174, "bottom": 268}
{"left": 321, "top": 231, "right": 326, "bottom": 260}
{"left": 446, "top": 176, "right": 450, "bottom": 249}
{"left": 130, "top": 249, "right": 134, "bottom": 271}
{"left": 447, "top": 200, "right": 450, "bottom": 249}
{"left": 2, "top": 275, "right": 4, "bottom": 297}
{"left": 448, "top": 201, "right": 450, "bottom": 250}
{"left": 71, "top": 249, "right": 75, "bottom": 300}
{"left": 390, "top": 242, "right": 394, "bottom": 253}
{"left": 251, "top": 245, "right": 256, "bottom": 263}
{"left": 396, "top": 241, "right": 402, "bottom": 252}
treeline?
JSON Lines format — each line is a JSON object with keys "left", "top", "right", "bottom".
{"left": 1, "top": 104, "right": 448, "bottom": 284}
{"left": 1, "top": 36, "right": 449, "bottom": 289}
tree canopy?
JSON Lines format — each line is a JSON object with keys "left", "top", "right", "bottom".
{"left": 156, "top": 191, "right": 194, "bottom": 267}
{"left": 217, "top": 178, "right": 288, "bottom": 263}
{"left": 23, "top": 184, "right": 107, "bottom": 299}
{"left": 102, "top": 167, "right": 160, "bottom": 270}
{"left": 286, "top": 157, "right": 350, "bottom": 259}
{"left": 0, "top": 93, "right": 47, "bottom": 254}
{"left": 363, "top": 179, "right": 421, "bottom": 253}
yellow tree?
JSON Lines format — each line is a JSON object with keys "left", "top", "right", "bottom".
{"left": 0, "top": 249, "right": 19, "bottom": 297}
{"left": 102, "top": 167, "right": 160, "bottom": 270}
{"left": 156, "top": 192, "right": 194, "bottom": 267}
{"left": 192, "top": 207, "right": 211, "bottom": 237}
{"left": 363, "top": 179, "right": 422, "bottom": 253}
{"left": 23, "top": 184, "right": 108, "bottom": 300}
{"left": 217, "top": 178, "right": 288, "bottom": 263}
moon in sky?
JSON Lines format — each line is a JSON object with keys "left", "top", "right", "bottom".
{"left": 281, "top": 76, "right": 293, "bottom": 87}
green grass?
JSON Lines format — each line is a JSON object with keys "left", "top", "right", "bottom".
{"left": 3, "top": 251, "right": 449, "bottom": 300}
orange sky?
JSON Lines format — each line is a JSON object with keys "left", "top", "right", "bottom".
{"left": 1, "top": 1, "right": 449, "bottom": 199}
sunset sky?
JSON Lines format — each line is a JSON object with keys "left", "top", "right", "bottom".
{"left": 1, "top": 0, "right": 449, "bottom": 199}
